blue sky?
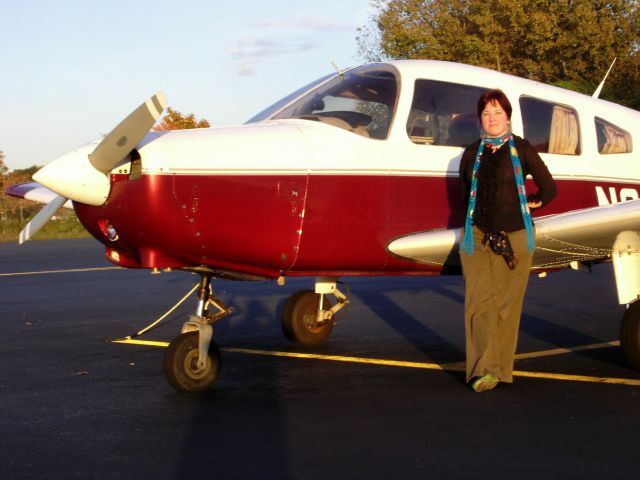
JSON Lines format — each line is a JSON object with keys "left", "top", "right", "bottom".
{"left": 1, "top": 0, "right": 374, "bottom": 170}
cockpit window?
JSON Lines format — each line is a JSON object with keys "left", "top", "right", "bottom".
{"left": 407, "top": 79, "right": 484, "bottom": 147}
{"left": 270, "top": 67, "right": 399, "bottom": 139}
{"left": 595, "top": 117, "right": 632, "bottom": 154}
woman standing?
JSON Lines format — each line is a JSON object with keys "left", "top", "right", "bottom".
{"left": 459, "top": 89, "right": 557, "bottom": 393}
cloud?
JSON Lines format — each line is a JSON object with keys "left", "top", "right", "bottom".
{"left": 231, "top": 60, "right": 257, "bottom": 77}
{"left": 228, "top": 15, "right": 353, "bottom": 76}
{"left": 229, "top": 36, "right": 317, "bottom": 76}
{"left": 247, "top": 17, "right": 352, "bottom": 31}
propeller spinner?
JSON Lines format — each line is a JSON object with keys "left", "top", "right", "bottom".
{"left": 19, "top": 92, "right": 167, "bottom": 244}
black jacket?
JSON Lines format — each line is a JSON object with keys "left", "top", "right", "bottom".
{"left": 459, "top": 135, "right": 557, "bottom": 233}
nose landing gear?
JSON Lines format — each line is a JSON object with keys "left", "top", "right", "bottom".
{"left": 163, "top": 273, "right": 232, "bottom": 392}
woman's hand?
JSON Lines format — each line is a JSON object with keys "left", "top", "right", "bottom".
{"left": 527, "top": 200, "right": 542, "bottom": 209}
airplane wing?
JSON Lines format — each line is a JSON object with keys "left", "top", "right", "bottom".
{"left": 5, "top": 181, "right": 73, "bottom": 209}
{"left": 388, "top": 199, "right": 640, "bottom": 271}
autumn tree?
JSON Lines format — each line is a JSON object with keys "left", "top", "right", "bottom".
{"left": 0, "top": 150, "right": 9, "bottom": 218}
{"left": 1, "top": 162, "right": 42, "bottom": 221}
{"left": 0, "top": 150, "right": 7, "bottom": 179}
{"left": 153, "top": 107, "right": 211, "bottom": 131}
{"left": 358, "top": 0, "right": 640, "bottom": 108}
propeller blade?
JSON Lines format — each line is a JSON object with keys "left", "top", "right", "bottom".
{"left": 19, "top": 194, "right": 68, "bottom": 244}
{"left": 31, "top": 91, "right": 168, "bottom": 206}
{"left": 89, "top": 91, "right": 167, "bottom": 174}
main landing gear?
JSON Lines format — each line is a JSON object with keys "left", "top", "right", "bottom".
{"left": 281, "top": 277, "right": 350, "bottom": 347}
{"left": 612, "top": 248, "right": 640, "bottom": 372}
{"left": 621, "top": 301, "right": 640, "bottom": 371}
{"left": 163, "top": 273, "right": 232, "bottom": 392}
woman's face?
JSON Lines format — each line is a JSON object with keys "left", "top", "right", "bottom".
{"left": 481, "top": 100, "right": 509, "bottom": 137}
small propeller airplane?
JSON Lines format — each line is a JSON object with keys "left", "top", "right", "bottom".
{"left": 6, "top": 60, "right": 640, "bottom": 392}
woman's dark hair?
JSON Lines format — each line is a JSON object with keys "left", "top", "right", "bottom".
{"left": 477, "top": 89, "right": 512, "bottom": 120}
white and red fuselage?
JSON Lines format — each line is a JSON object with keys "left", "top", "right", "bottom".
{"left": 62, "top": 61, "right": 640, "bottom": 279}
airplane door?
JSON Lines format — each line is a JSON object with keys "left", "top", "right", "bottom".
{"left": 291, "top": 133, "right": 390, "bottom": 272}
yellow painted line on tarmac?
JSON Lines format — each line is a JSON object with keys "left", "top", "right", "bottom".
{"left": 441, "top": 340, "right": 622, "bottom": 370}
{"left": 512, "top": 369, "right": 640, "bottom": 386}
{"left": 0, "top": 266, "right": 121, "bottom": 277}
{"left": 112, "top": 338, "right": 640, "bottom": 387}
{"left": 112, "top": 338, "right": 170, "bottom": 348}
{"left": 514, "top": 340, "right": 621, "bottom": 361}
{"left": 224, "top": 347, "right": 640, "bottom": 386}
{"left": 223, "top": 347, "right": 460, "bottom": 371}
{"left": 111, "top": 339, "right": 455, "bottom": 370}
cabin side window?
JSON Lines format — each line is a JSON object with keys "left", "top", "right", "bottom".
{"left": 519, "top": 96, "right": 581, "bottom": 155}
{"left": 595, "top": 117, "right": 632, "bottom": 154}
{"left": 407, "top": 80, "right": 484, "bottom": 147}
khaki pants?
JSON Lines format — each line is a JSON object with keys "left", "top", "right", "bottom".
{"left": 459, "top": 227, "right": 533, "bottom": 383}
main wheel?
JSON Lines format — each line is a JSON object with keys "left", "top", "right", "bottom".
{"left": 621, "top": 301, "right": 640, "bottom": 371}
{"left": 282, "top": 289, "right": 334, "bottom": 347}
{"left": 163, "top": 331, "right": 221, "bottom": 392}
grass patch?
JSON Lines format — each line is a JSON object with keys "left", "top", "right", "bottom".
{"left": 0, "top": 215, "right": 91, "bottom": 243}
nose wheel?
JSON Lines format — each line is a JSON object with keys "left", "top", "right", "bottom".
{"left": 163, "top": 331, "right": 221, "bottom": 392}
{"left": 163, "top": 273, "right": 231, "bottom": 392}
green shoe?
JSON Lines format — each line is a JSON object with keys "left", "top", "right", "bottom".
{"left": 471, "top": 374, "right": 499, "bottom": 393}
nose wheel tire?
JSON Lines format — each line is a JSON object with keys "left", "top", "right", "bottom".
{"left": 163, "top": 331, "right": 221, "bottom": 392}
{"left": 282, "top": 289, "right": 334, "bottom": 347}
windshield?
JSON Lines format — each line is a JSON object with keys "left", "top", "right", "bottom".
{"left": 246, "top": 73, "right": 335, "bottom": 124}
{"left": 268, "top": 66, "right": 399, "bottom": 139}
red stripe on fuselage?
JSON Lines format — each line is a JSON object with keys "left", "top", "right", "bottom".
{"left": 73, "top": 173, "right": 618, "bottom": 276}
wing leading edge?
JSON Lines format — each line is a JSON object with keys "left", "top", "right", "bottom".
{"left": 388, "top": 199, "right": 640, "bottom": 272}
{"left": 5, "top": 181, "right": 73, "bottom": 209}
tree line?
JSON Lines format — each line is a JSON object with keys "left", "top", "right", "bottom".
{"left": 357, "top": 0, "right": 640, "bottom": 109}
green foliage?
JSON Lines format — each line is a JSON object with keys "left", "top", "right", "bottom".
{"left": 359, "top": 0, "right": 640, "bottom": 109}
{"left": 605, "top": 52, "right": 640, "bottom": 110}
{"left": 553, "top": 79, "right": 598, "bottom": 96}
{"left": 12, "top": 165, "right": 40, "bottom": 178}
{"left": 0, "top": 214, "right": 90, "bottom": 243}
{"left": 0, "top": 152, "right": 88, "bottom": 242}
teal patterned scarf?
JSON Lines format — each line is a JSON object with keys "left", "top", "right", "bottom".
{"left": 460, "top": 133, "right": 535, "bottom": 255}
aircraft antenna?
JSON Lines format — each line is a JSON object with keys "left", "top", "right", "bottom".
{"left": 592, "top": 57, "right": 617, "bottom": 99}
{"left": 331, "top": 61, "right": 345, "bottom": 79}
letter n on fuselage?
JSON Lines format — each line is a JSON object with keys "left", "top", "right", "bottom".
{"left": 596, "top": 186, "right": 639, "bottom": 206}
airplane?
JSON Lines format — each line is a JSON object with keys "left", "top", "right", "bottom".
{"left": 6, "top": 59, "right": 640, "bottom": 392}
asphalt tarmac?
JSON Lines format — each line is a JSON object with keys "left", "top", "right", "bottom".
{"left": 1, "top": 238, "right": 639, "bottom": 479}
